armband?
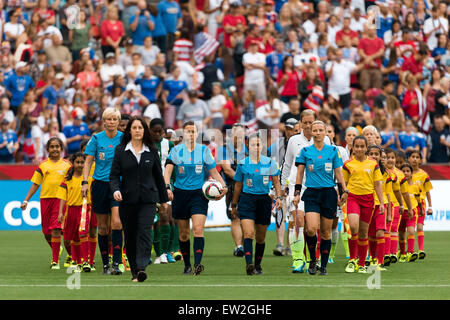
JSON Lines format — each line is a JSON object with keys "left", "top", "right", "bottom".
{"left": 81, "top": 181, "right": 89, "bottom": 185}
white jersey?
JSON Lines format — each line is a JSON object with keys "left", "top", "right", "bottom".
{"left": 336, "top": 145, "right": 349, "bottom": 164}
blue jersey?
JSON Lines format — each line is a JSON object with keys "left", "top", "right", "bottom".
{"left": 416, "top": 132, "right": 427, "bottom": 149}
{"left": 43, "top": 85, "right": 65, "bottom": 106}
{"left": 151, "top": 12, "right": 167, "bottom": 37}
{"left": 4, "top": 72, "right": 35, "bottom": 107}
{"left": 84, "top": 131, "right": 123, "bottom": 182}
{"left": 398, "top": 132, "right": 420, "bottom": 151}
{"left": 266, "top": 51, "right": 289, "bottom": 79}
{"left": 63, "top": 123, "right": 91, "bottom": 154}
{"left": 129, "top": 14, "right": 155, "bottom": 46}
{"left": 295, "top": 144, "right": 343, "bottom": 188}
{"left": 135, "top": 76, "right": 160, "bottom": 102}
{"left": 0, "top": 130, "right": 18, "bottom": 156}
{"left": 234, "top": 155, "right": 280, "bottom": 195}
{"left": 380, "top": 131, "right": 397, "bottom": 150}
{"left": 157, "top": 0, "right": 181, "bottom": 34}
{"left": 163, "top": 79, "right": 188, "bottom": 103}
{"left": 167, "top": 143, "right": 216, "bottom": 190}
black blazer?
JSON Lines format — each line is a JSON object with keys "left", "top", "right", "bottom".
{"left": 109, "top": 144, "right": 169, "bottom": 205}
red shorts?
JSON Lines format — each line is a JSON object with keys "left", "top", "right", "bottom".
{"left": 347, "top": 193, "right": 375, "bottom": 224}
{"left": 390, "top": 205, "right": 401, "bottom": 233}
{"left": 416, "top": 200, "right": 426, "bottom": 225}
{"left": 89, "top": 205, "right": 97, "bottom": 228}
{"left": 40, "top": 198, "right": 61, "bottom": 235}
{"left": 63, "top": 206, "right": 90, "bottom": 241}
{"left": 369, "top": 204, "right": 387, "bottom": 237}
{"left": 399, "top": 207, "right": 418, "bottom": 232}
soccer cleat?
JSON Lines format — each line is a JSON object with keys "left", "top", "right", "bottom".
{"left": 246, "top": 263, "right": 255, "bottom": 275}
{"left": 109, "top": 254, "right": 113, "bottom": 265}
{"left": 345, "top": 260, "right": 357, "bottom": 273}
{"left": 111, "top": 262, "right": 123, "bottom": 275}
{"left": 370, "top": 258, "right": 378, "bottom": 266}
{"left": 407, "top": 252, "right": 418, "bottom": 262}
{"left": 357, "top": 265, "right": 367, "bottom": 273}
{"left": 328, "top": 257, "right": 335, "bottom": 264}
{"left": 376, "top": 264, "right": 387, "bottom": 271}
{"left": 160, "top": 253, "right": 168, "bottom": 264}
{"left": 102, "top": 264, "right": 112, "bottom": 275}
{"left": 283, "top": 247, "right": 292, "bottom": 257}
{"left": 118, "top": 263, "right": 125, "bottom": 273}
{"left": 50, "top": 262, "right": 60, "bottom": 270}
{"left": 308, "top": 260, "right": 317, "bottom": 275}
{"left": 193, "top": 264, "right": 204, "bottom": 276}
{"left": 319, "top": 267, "right": 328, "bottom": 276}
{"left": 234, "top": 246, "right": 244, "bottom": 257}
{"left": 419, "top": 251, "right": 426, "bottom": 260}
{"left": 273, "top": 243, "right": 284, "bottom": 256}
{"left": 398, "top": 254, "right": 407, "bottom": 263}
{"left": 64, "top": 255, "right": 72, "bottom": 268}
{"left": 166, "top": 252, "right": 176, "bottom": 263}
{"left": 254, "top": 265, "right": 263, "bottom": 275}
{"left": 137, "top": 271, "right": 147, "bottom": 282}
{"left": 383, "top": 255, "right": 391, "bottom": 267}
{"left": 365, "top": 255, "right": 371, "bottom": 267}
{"left": 390, "top": 254, "right": 397, "bottom": 264}
{"left": 90, "top": 262, "right": 96, "bottom": 271}
{"left": 73, "top": 265, "right": 82, "bottom": 273}
{"left": 82, "top": 262, "right": 91, "bottom": 272}
{"left": 183, "top": 266, "right": 192, "bottom": 275}
{"left": 292, "top": 259, "right": 306, "bottom": 273}
{"left": 153, "top": 256, "right": 162, "bottom": 264}
{"left": 172, "top": 251, "right": 182, "bottom": 261}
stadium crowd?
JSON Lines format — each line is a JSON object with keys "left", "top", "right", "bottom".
{"left": 0, "top": 0, "right": 449, "bottom": 165}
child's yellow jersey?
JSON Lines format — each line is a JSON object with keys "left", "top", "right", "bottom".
{"left": 57, "top": 175, "right": 92, "bottom": 206}
{"left": 412, "top": 169, "right": 432, "bottom": 201}
{"left": 343, "top": 157, "right": 383, "bottom": 195}
{"left": 31, "top": 158, "right": 72, "bottom": 199}
{"left": 374, "top": 170, "right": 392, "bottom": 206}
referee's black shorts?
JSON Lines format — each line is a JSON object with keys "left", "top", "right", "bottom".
{"left": 172, "top": 188, "right": 209, "bottom": 220}
{"left": 301, "top": 187, "right": 338, "bottom": 219}
{"left": 237, "top": 193, "right": 272, "bottom": 225}
{"left": 91, "top": 180, "right": 119, "bottom": 214}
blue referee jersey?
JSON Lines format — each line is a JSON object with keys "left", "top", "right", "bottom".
{"left": 295, "top": 144, "right": 343, "bottom": 188}
{"left": 234, "top": 155, "right": 280, "bottom": 195}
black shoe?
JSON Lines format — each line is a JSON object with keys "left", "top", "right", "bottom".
{"left": 193, "top": 264, "right": 204, "bottom": 276}
{"left": 308, "top": 260, "right": 317, "bottom": 275}
{"left": 234, "top": 246, "right": 244, "bottom": 257}
{"left": 254, "top": 265, "right": 263, "bottom": 275}
{"left": 102, "top": 264, "right": 112, "bottom": 275}
{"left": 319, "top": 266, "right": 328, "bottom": 276}
{"left": 137, "top": 271, "right": 147, "bottom": 282}
{"left": 111, "top": 263, "right": 122, "bottom": 275}
{"left": 383, "top": 255, "right": 391, "bottom": 267}
{"left": 246, "top": 264, "right": 255, "bottom": 275}
{"left": 183, "top": 266, "right": 192, "bottom": 275}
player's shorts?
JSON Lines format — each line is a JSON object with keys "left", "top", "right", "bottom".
{"left": 40, "top": 198, "right": 61, "bottom": 235}
{"left": 91, "top": 180, "right": 119, "bottom": 215}
{"left": 301, "top": 187, "right": 338, "bottom": 220}
{"left": 368, "top": 204, "right": 387, "bottom": 237}
{"left": 347, "top": 193, "right": 375, "bottom": 224}
{"left": 237, "top": 192, "right": 272, "bottom": 225}
{"left": 417, "top": 200, "right": 426, "bottom": 225}
{"left": 89, "top": 205, "right": 97, "bottom": 228}
{"left": 64, "top": 205, "right": 90, "bottom": 241}
{"left": 172, "top": 188, "right": 208, "bottom": 220}
{"left": 399, "top": 207, "right": 418, "bottom": 232}
{"left": 287, "top": 184, "right": 305, "bottom": 214}
{"left": 390, "top": 205, "right": 401, "bottom": 233}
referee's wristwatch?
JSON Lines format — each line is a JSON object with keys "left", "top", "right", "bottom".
{"left": 166, "top": 184, "right": 171, "bottom": 190}
{"left": 343, "top": 189, "right": 349, "bottom": 194}
{"left": 81, "top": 180, "right": 89, "bottom": 186}
{"left": 231, "top": 203, "right": 237, "bottom": 208}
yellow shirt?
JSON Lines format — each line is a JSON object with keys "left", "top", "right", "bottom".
{"left": 389, "top": 168, "right": 408, "bottom": 206}
{"left": 406, "top": 180, "right": 421, "bottom": 209}
{"left": 343, "top": 157, "right": 383, "bottom": 195}
{"left": 90, "top": 162, "right": 95, "bottom": 178}
{"left": 57, "top": 175, "right": 92, "bottom": 206}
{"left": 374, "top": 170, "right": 392, "bottom": 205}
{"left": 31, "top": 158, "right": 72, "bottom": 199}
{"left": 412, "top": 169, "right": 432, "bottom": 201}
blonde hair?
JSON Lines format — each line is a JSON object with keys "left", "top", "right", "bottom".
{"left": 312, "top": 120, "right": 326, "bottom": 129}
{"left": 102, "top": 107, "right": 121, "bottom": 120}
{"left": 362, "top": 125, "right": 378, "bottom": 135}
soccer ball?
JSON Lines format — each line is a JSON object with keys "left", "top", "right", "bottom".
{"left": 202, "top": 180, "right": 223, "bottom": 201}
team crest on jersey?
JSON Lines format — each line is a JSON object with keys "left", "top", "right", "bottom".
{"left": 308, "top": 164, "right": 314, "bottom": 172}
{"left": 263, "top": 176, "right": 269, "bottom": 185}
{"left": 195, "top": 165, "right": 202, "bottom": 174}
{"left": 365, "top": 169, "right": 372, "bottom": 174}
{"left": 57, "top": 170, "right": 65, "bottom": 176}
{"left": 246, "top": 179, "right": 253, "bottom": 187}
{"left": 325, "top": 163, "right": 332, "bottom": 173}
{"left": 178, "top": 166, "right": 185, "bottom": 174}
{"left": 99, "top": 152, "right": 105, "bottom": 160}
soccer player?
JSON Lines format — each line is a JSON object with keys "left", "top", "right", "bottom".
{"left": 342, "top": 136, "right": 385, "bottom": 273}
{"left": 292, "top": 121, "right": 347, "bottom": 276}
{"left": 21, "top": 137, "right": 72, "bottom": 269}
{"left": 366, "top": 146, "right": 392, "bottom": 270}
{"left": 325, "top": 124, "right": 350, "bottom": 264}
{"left": 164, "top": 121, "right": 228, "bottom": 275}
{"left": 399, "top": 163, "right": 422, "bottom": 263}
{"left": 281, "top": 109, "right": 331, "bottom": 273}
{"left": 231, "top": 132, "right": 283, "bottom": 275}
{"left": 149, "top": 118, "right": 178, "bottom": 264}
{"left": 82, "top": 107, "right": 124, "bottom": 275}
{"left": 57, "top": 153, "right": 93, "bottom": 272}
{"left": 408, "top": 150, "right": 433, "bottom": 259}
{"left": 362, "top": 125, "right": 378, "bottom": 146}
{"left": 218, "top": 123, "right": 248, "bottom": 257}
{"left": 384, "top": 148, "right": 413, "bottom": 264}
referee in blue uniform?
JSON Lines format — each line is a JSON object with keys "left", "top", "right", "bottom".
{"left": 231, "top": 132, "right": 283, "bottom": 275}
{"left": 292, "top": 121, "right": 348, "bottom": 276}
{"left": 164, "top": 121, "right": 228, "bottom": 275}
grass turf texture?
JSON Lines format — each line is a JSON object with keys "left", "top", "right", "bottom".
{"left": 1, "top": 230, "right": 449, "bottom": 300}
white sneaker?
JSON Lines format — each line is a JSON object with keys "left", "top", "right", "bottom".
{"left": 160, "top": 253, "right": 168, "bottom": 264}
{"left": 154, "top": 256, "right": 162, "bottom": 264}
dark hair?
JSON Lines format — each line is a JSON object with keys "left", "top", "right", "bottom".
{"left": 281, "top": 55, "right": 292, "bottom": 73}
{"left": 352, "top": 135, "right": 368, "bottom": 148}
{"left": 368, "top": 144, "right": 386, "bottom": 174}
{"left": 407, "top": 149, "right": 422, "bottom": 159}
{"left": 401, "top": 163, "right": 413, "bottom": 173}
{"left": 150, "top": 118, "right": 164, "bottom": 128}
{"left": 384, "top": 147, "right": 396, "bottom": 156}
{"left": 121, "top": 113, "right": 131, "bottom": 121}
{"left": 120, "top": 116, "right": 154, "bottom": 148}
{"left": 182, "top": 120, "right": 196, "bottom": 129}
{"left": 46, "top": 137, "right": 64, "bottom": 152}
{"left": 65, "top": 152, "right": 86, "bottom": 181}
{"left": 79, "top": 139, "right": 90, "bottom": 152}
{"left": 383, "top": 79, "right": 393, "bottom": 88}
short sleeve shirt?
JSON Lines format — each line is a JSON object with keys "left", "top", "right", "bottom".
{"left": 234, "top": 155, "right": 280, "bottom": 195}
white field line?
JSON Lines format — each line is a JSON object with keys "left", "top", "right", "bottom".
{"left": 1, "top": 284, "right": 450, "bottom": 288}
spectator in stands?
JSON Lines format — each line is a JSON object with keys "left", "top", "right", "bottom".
{"left": 138, "top": 36, "right": 160, "bottom": 66}
{"left": 0, "top": 118, "right": 18, "bottom": 163}
{"left": 135, "top": 65, "right": 161, "bottom": 104}
{"left": 68, "top": 9, "right": 91, "bottom": 62}
{"left": 3, "top": 7, "right": 26, "bottom": 51}
{"left": 398, "top": 119, "right": 421, "bottom": 153}
{"left": 63, "top": 111, "right": 91, "bottom": 155}
{"left": 129, "top": 0, "right": 155, "bottom": 49}
{"left": 44, "top": 33, "right": 72, "bottom": 65}
{"left": 157, "top": 0, "right": 182, "bottom": 52}
{"left": 0, "top": 96, "right": 16, "bottom": 130}
{"left": 433, "top": 77, "right": 450, "bottom": 125}
{"left": 126, "top": 52, "right": 145, "bottom": 82}
{"left": 4, "top": 61, "right": 35, "bottom": 115}
{"left": 428, "top": 115, "right": 449, "bottom": 163}
{"left": 277, "top": 55, "right": 300, "bottom": 103}
{"left": 358, "top": 25, "right": 385, "bottom": 91}
{"left": 423, "top": 6, "right": 448, "bottom": 52}
{"left": 100, "top": 52, "right": 126, "bottom": 88}
{"left": 208, "top": 82, "right": 227, "bottom": 129}
{"left": 100, "top": 6, "right": 125, "bottom": 58}
{"left": 243, "top": 39, "right": 267, "bottom": 100}
{"left": 76, "top": 60, "right": 102, "bottom": 94}
{"left": 335, "top": 15, "right": 359, "bottom": 48}
{"left": 176, "top": 89, "right": 211, "bottom": 129}
{"left": 41, "top": 73, "right": 65, "bottom": 110}
{"left": 279, "top": 98, "right": 300, "bottom": 132}
{"left": 114, "top": 83, "right": 150, "bottom": 117}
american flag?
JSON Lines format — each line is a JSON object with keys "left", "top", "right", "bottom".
{"left": 303, "top": 85, "right": 324, "bottom": 113}
{"left": 416, "top": 88, "right": 431, "bottom": 134}
{"left": 194, "top": 32, "right": 220, "bottom": 64}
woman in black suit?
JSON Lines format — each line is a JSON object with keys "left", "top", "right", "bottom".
{"left": 110, "top": 116, "right": 169, "bottom": 282}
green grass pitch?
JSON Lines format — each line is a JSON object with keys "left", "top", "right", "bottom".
{"left": 1, "top": 230, "right": 449, "bottom": 300}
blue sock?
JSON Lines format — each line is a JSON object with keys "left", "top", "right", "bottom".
{"left": 255, "top": 242, "right": 265, "bottom": 267}
{"left": 243, "top": 238, "right": 253, "bottom": 265}
{"left": 98, "top": 234, "right": 109, "bottom": 266}
{"left": 193, "top": 237, "right": 205, "bottom": 265}
{"left": 320, "top": 239, "right": 332, "bottom": 269}
{"left": 111, "top": 230, "right": 123, "bottom": 265}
